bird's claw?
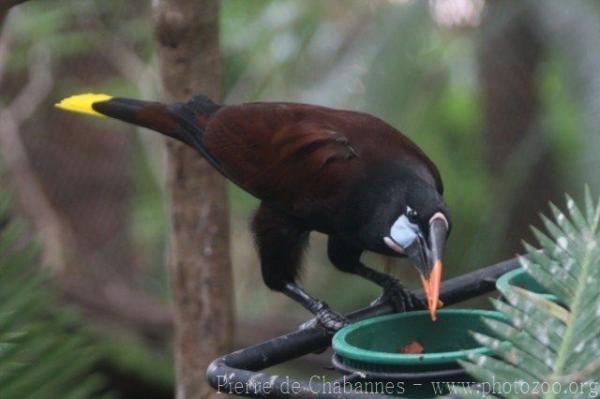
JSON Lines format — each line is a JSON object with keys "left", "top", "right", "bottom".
{"left": 300, "top": 303, "right": 348, "bottom": 333}
{"left": 371, "top": 279, "right": 424, "bottom": 312}
{"left": 316, "top": 306, "right": 348, "bottom": 332}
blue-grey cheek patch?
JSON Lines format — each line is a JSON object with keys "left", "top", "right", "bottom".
{"left": 390, "top": 215, "right": 420, "bottom": 248}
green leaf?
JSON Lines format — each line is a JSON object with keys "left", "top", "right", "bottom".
{"left": 467, "top": 190, "right": 600, "bottom": 399}
{"left": 0, "top": 197, "right": 107, "bottom": 398}
{"left": 511, "top": 286, "right": 569, "bottom": 323}
{"left": 530, "top": 226, "right": 577, "bottom": 278}
{"left": 462, "top": 355, "right": 537, "bottom": 399}
{"left": 481, "top": 318, "right": 556, "bottom": 369}
{"left": 471, "top": 332, "right": 550, "bottom": 379}
{"left": 549, "top": 202, "right": 578, "bottom": 242}
{"left": 584, "top": 185, "right": 595, "bottom": 224}
{"left": 491, "top": 299, "right": 563, "bottom": 349}
{"left": 564, "top": 194, "right": 588, "bottom": 233}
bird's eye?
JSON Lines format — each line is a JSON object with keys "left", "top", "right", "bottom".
{"left": 406, "top": 207, "right": 418, "bottom": 223}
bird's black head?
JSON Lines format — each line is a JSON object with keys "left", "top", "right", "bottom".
{"left": 350, "top": 165, "right": 451, "bottom": 320}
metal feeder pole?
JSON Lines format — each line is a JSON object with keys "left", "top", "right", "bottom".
{"left": 207, "top": 256, "right": 521, "bottom": 398}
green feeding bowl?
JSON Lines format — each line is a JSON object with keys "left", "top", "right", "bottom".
{"left": 496, "top": 268, "right": 559, "bottom": 303}
{"left": 332, "top": 309, "right": 506, "bottom": 397}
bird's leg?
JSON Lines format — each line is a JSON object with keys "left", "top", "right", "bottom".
{"left": 282, "top": 283, "right": 347, "bottom": 332}
{"left": 354, "top": 264, "right": 424, "bottom": 312}
{"left": 252, "top": 203, "right": 347, "bottom": 333}
{"left": 328, "top": 236, "right": 424, "bottom": 313}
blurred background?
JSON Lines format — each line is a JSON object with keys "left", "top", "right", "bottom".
{"left": 1, "top": 0, "right": 599, "bottom": 397}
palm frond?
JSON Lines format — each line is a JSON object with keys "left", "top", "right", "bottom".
{"left": 0, "top": 198, "right": 108, "bottom": 398}
{"left": 459, "top": 189, "right": 600, "bottom": 398}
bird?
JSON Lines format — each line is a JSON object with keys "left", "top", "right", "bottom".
{"left": 56, "top": 93, "right": 451, "bottom": 331}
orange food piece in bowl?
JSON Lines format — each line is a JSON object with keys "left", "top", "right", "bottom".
{"left": 399, "top": 340, "right": 424, "bottom": 354}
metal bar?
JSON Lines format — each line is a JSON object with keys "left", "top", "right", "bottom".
{"left": 207, "top": 257, "right": 521, "bottom": 398}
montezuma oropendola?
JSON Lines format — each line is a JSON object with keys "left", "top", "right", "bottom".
{"left": 56, "top": 93, "right": 451, "bottom": 331}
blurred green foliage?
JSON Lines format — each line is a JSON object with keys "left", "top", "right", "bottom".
{"left": 0, "top": 198, "right": 108, "bottom": 399}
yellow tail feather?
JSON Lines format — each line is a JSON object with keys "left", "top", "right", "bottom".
{"left": 55, "top": 93, "right": 113, "bottom": 117}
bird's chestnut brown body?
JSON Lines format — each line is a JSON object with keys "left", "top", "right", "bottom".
{"left": 202, "top": 102, "right": 443, "bottom": 237}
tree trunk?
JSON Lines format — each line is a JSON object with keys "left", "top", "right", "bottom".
{"left": 154, "top": 1, "right": 234, "bottom": 398}
{"left": 478, "top": 1, "right": 559, "bottom": 259}
{"left": 0, "top": 1, "right": 27, "bottom": 26}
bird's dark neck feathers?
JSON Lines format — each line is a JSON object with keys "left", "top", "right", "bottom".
{"left": 336, "top": 164, "right": 417, "bottom": 240}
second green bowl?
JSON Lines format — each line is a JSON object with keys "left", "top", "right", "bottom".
{"left": 496, "top": 268, "right": 559, "bottom": 303}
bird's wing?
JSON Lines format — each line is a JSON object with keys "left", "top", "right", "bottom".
{"left": 202, "top": 103, "right": 362, "bottom": 211}
{"left": 201, "top": 102, "right": 443, "bottom": 213}
{"left": 335, "top": 111, "right": 444, "bottom": 195}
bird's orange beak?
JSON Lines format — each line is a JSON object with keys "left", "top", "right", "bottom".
{"left": 422, "top": 214, "right": 448, "bottom": 321}
{"left": 420, "top": 260, "right": 442, "bottom": 321}
{"left": 384, "top": 212, "right": 448, "bottom": 322}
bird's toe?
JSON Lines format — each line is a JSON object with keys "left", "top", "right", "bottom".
{"left": 316, "top": 307, "right": 348, "bottom": 333}
{"left": 372, "top": 280, "right": 423, "bottom": 313}
{"left": 299, "top": 305, "right": 348, "bottom": 334}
